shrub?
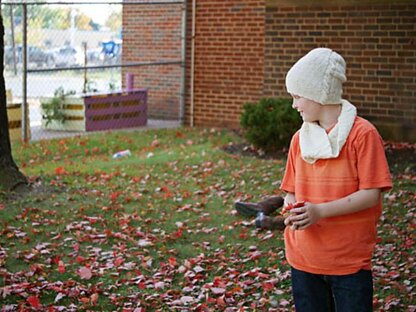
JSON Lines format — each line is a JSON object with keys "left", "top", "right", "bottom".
{"left": 240, "top": 97, "right": 302, "bottom": 152}
{"left": 41, "top": 87, "right": 75, "bottom": 126}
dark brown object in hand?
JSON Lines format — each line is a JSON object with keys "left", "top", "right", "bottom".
{"left": 235, "top": 196, "right": 284, "bottom": 217}
{"left": 256, "top": 215, "right": 286, "bottom": 231}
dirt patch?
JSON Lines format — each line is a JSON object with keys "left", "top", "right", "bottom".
{"left": 2, "top": 178, "right": 65, "bottom": 202}
{"left": 223, "top": 142, "right": 288, "bottom": 160}
{"left": 384, "top": 142, "right": 416, "bottom": 174}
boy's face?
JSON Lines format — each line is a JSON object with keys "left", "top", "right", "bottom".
{"left": 291, "top": 94, "right": 322, "bottom": 123}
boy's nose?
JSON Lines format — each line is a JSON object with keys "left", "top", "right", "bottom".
{"left": 292, "top": 100, "right": 298, "bottom": 109}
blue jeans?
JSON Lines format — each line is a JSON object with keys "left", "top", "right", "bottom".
{"left": 291, "top": 267, "right": 373, "bottom": 312}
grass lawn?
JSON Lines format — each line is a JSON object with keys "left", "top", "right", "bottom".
{"left": 0, "top": 127, "right": 414, "bottom": 311}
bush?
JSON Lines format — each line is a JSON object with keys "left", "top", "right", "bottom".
{"left": 41, "top": 87, "right": 76, "bottom": 126}
{"left": 240, "top": 97, "right": 302, "bottom": 152}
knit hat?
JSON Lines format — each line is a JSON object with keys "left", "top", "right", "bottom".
{"left": 285, "top": 48, "right": 347, "bottom": 105}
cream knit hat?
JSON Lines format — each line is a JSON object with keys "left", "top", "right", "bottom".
{"left": 285, "top": 48, "right": 347, "bottom": 105}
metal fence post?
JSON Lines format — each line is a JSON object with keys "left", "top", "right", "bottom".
{"left": 179, "top": 0, "right": 187, "bottom": 126}
{"left": 22, "top": 3, "right": 28, "bottom": 142}
{"left": 9, "top": 4, "right": 18, "bottom": 76}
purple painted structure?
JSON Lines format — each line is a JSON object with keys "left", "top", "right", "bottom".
{"left": 126, "top": 73, "right": 135, "bottom": 92}
{"left": 84, "top": 89, "right": 147, "bottom": 132}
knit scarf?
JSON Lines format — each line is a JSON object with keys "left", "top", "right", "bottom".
{"left": 299, "top": 99, "right": 357, "bottom": 164}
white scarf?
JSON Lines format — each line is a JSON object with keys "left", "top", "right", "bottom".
{"left": 299, "top": 99, "right": 357, "bottom": 164}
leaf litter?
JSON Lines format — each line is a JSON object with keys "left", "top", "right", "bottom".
{"left": 0, "top": 131, "right": 414, "bottom": 311}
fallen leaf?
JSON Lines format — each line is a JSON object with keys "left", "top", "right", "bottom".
{"left": 91, "top": 293, "right": 99, "bottom": 305}
{"left": 211, "top": 287, "right": 226, "bottom": 295}
{"left": 78, "top": 267, "right": 92, "bottom": 280}
{"left": 180, "top": 296, "right": 194, "bottom": 304}
{"left": 55, "top": 167, "right": 67, "bottom": 175}
{"left": 58, "top": 260, "right": 66, "bottom": 273}
{"left": 114, "top": 257, "right": 124, "bottom": 267}
{"left": 27, "top": 296, "right": 41, "bottom": 308}
{"left": 54, "top": 293, "right": 65, "bottom": 303}
{"left": 138, "top": 239, "right": 153, "bottom": 247}
{"left": 154, "top": 281, "right": 165, "bottom": 289}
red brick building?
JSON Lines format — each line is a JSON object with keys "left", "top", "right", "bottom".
{"left": 123, "top": 0, "right": 416, "bottom": 142}
{"left": 122, "top": 3, "right": 182, "bottom": 120}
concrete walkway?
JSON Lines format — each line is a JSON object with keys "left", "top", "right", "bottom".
{"left": 30, "top": 119, "right": 181, "bottom": 142}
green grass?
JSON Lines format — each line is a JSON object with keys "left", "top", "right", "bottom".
{"left": 0, "top": 127, "right": 414, "bottom": 311}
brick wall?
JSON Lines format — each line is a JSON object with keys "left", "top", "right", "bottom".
{"left": 185, "top": 0, "right": 265, "bottom": 128}
{"left": 264, "top": 0, "right": 416, "bottom": 141}
{"left": 122, "top": 3, "right": 182, "bottom": 119}
{"left": 122, "top": 0, "right": 415, "bottom": 141}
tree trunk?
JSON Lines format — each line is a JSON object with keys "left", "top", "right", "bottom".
{"left": 0, "top": 11, "right": 28, "bottom": 192}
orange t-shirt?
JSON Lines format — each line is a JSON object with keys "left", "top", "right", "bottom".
{"left": 280, "top": 117, "right": 392, "bottom": 275}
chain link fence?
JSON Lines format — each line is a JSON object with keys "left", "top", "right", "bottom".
{"left": 2, "top": 1, "right": 184, "bottom": 143}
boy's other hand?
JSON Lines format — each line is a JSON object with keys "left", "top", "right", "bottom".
{"left": 284, "top": 202, "right": 322, "bottom": 230}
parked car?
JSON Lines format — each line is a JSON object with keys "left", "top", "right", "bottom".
{"left": 4, "top": 46, "right": 18, "bottom": 65}
{"left": 86, "top": 48, "right": 102, "bottom": 66}
{"left": 52, "top": 46, "right": 84, "bottom": 68}
{"left": 4, "top": 45, "right": 55, "bottom": 68}
{"left": 28, "top": 46, "right": 55, "bottom": 67}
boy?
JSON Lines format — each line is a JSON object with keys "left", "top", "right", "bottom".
{"left": 280, "top": 48, "right": 392, "bottom": 311}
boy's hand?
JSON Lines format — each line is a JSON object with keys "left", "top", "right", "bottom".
{"left": 284, "top": 202, "right": 321, "bottom": 230}
{"left": 282, "top": 201, "right": 304, "bottom": 229}
{"left": 281, "top": 201, "right": 304, "bottom": 215}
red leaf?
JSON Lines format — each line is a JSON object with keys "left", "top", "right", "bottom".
{"left": 239, "top": 230, "right": 248, "bottom": 239}
{"left": 138, "top": 281, "right": 146, "bottom": 289}
{"left": 403, "top": 238, "right": 414, "bottom": 248}
{"left": 58, "top": 260, "right": 66, "bottom": 273}
{"left": 173, "top": 229, "right": 183, "bottom": 238}
{"left": 168, "top": 257, "right": 177, "bottom": 267}
{"left": 262, "top": 282, "right": 274, "bottom": 292}
{"left": 111, "top": 192, "right": 121, "bottom": 202}
{"left": 229, "top": 286, "right": 244, "bottom": 294}
{"left": 206, "top": 297, "right": 216, "bottom": 304}
{"left": 114, "top": 257, "right": 124, "bottom": 267}
{"left": 27, "top": 296, "right": 42, "bottom": 308}
{"left": 20, "top": 207, "right": 30, "bottom": 219}
{"left": 216, "top": 296, "right": 226, "bottom": 306}
{"left": 79, "top": 267, "right": 93, "bottom": 280}
{"left": 282, "top": 201, "right": 305, "bottom": 215}
{"left": 55, "top": 167, "right": 67, "bottom": 175}
{"left": 90, "top": 293, "right": 99, "bottom": 305}
{"left": 76, "top": 256, "right": 85, "bottom": 264}
{"left": 51, "top": 255, "right": 61, "bottom": 264}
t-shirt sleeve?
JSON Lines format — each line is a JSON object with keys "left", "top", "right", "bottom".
{"left": 356, "top": 128, "right": 392, "bottom": 192}
{"left": 280, "top": 133, "right": 298, "bottom": 193}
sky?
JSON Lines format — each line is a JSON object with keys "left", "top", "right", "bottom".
{"left": 44, "top": 1, "right": 120, "bottom": 26}
{"left": 76, "top": 3, "right": 114, "bottom": 25}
